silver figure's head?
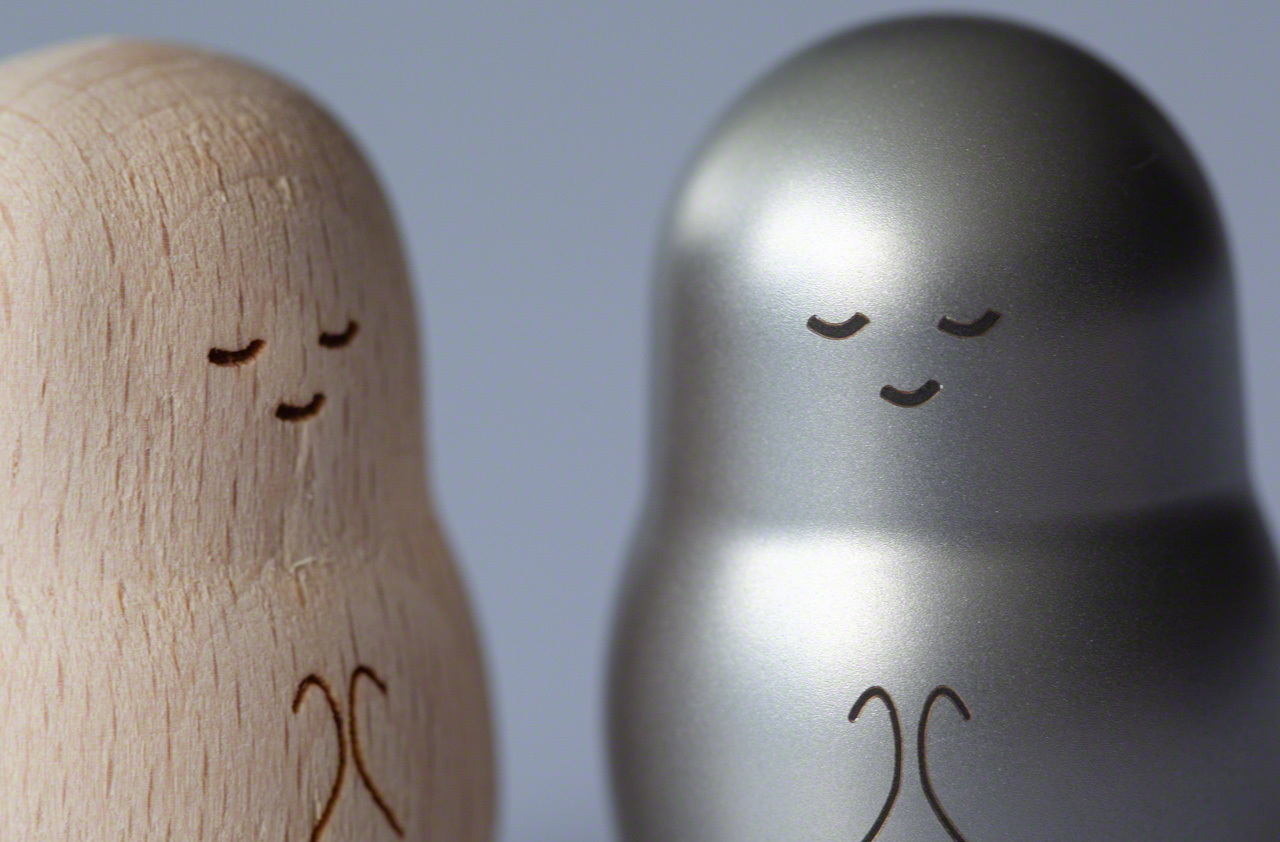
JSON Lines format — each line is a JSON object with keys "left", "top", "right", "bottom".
{"left": 653, "top": 14, "right": 1243, "bottom": 529}
{"left": 614, "top": 16, "right": 1280, "bottom": 842}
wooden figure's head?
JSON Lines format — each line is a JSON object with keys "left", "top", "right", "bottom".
{"left": 0, "top": 40, "right": 429, "bottom": 570}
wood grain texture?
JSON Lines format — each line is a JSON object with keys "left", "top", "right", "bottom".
{"left": 0, "top": 39, "right": 493, "bottom": 840}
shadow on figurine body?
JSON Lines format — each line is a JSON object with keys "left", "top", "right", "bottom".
{"left": 610, "top": 14, "right": 1280, "bottom": 842}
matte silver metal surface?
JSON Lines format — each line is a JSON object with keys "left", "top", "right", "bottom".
{"left": 609, "top": 15, "right": 1280, "bottom": 841}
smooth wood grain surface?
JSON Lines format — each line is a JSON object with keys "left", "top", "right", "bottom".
{"left": 0, "top": 39, "right": 493, "bottom": 840}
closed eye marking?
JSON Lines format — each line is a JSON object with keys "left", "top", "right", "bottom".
{"left": 881, "top": 380, "right": 941, "bottom": 407}
{"left": 938, "top": 309, "right": 1000, "bottom": 337}
{"left": 807, "top": 312, "right": 869, "bottom": 339}
{"left": 208, "top": 339, "right": 265, "bottom": 366}
{"left": 319, "top": 320, "right": 359, "bottom": 348}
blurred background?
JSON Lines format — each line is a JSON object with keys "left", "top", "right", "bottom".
{"left": 3, "top": 1, "right": 1277, "bottom": 839}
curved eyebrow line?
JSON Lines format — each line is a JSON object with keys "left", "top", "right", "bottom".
{"left": 938, "top": 309, "right": 1000, "bottom": 337}
{"left": 807, "top": 312, "right": 870, "bottom": 339}
{"left": 208, "top": 339, "right": 265, "bottom": 366}
{"left": 319, "top": 320, "right": 359, "bottom": 348}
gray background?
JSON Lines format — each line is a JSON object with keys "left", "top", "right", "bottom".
{"left": 2, "top": 1, "right": 1276, "bottom": 839}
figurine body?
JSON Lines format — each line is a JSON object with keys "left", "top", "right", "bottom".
{"left": 610, "top": 16, "right": 1280, "bottom": 840}
{"left": 0, "top": 41, "right": 492, "bottom": 839}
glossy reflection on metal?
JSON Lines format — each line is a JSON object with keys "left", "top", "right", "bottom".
{"left": 610, "top": 14, "right": 1280, "bottom": 842}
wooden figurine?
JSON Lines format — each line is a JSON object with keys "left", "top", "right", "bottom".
{"left": 0, "top": 39, "right": 493, "bottom": 840}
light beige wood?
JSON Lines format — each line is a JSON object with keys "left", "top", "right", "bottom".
{"left": 0, "top": 39, "right": 493, "bottom": 841}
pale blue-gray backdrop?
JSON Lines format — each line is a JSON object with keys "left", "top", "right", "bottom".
{"left": 3, "top": 1, "right": 1276, "bottom": 839}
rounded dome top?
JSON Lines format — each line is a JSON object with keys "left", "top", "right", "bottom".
{"left": 653, "top": 16, "right": 1244, "bottom": 527}
{"left": 0, "top": 39, "right": 426, "bottom": 568}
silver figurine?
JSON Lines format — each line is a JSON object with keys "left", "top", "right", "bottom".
{"left": 609, "top": 14, "right": 1280, "bottom": 841}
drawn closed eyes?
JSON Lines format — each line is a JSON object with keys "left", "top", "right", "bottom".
{"left": 208, "top": 319, "right": 357, "bottom": 422}
{"left": 806, "top": 308, "right": 1000, "bottom": 405}
{"left": 938, "top": 309, "right": 1000, "bottom": 337}
{"left": 807, "top": 312, "right": 869, "bottom": 339}
{"left": 208, "top": 339, "right": 265, "bottom": 366}
{"left": 807, "top": 310, "right": 1001, "bottom": 341}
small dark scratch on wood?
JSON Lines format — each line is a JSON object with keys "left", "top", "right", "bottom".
{"left": 7, "top": 583, "right": 26, "bottom": 637}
